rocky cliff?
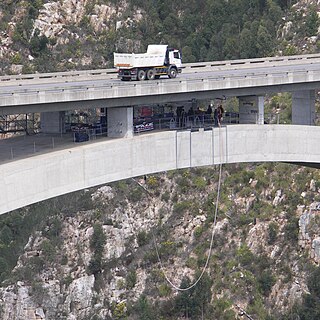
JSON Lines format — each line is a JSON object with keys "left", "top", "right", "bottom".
{"left": 0, "top": 163, "right": 320, "bottom": 319}
{"left": 1, "top": 0, "right": 320, "bottom": 74}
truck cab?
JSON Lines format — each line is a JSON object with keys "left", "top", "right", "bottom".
{"left": 167, "top": 48, "right": 182, "bottom": 69}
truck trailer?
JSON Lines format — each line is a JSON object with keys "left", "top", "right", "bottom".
{"left": 114, "top": 44, "right": 182, "bottom": 81}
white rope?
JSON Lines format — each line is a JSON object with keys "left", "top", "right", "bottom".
{"left": 153, "top": 160, "right": 223, "bottom": 291}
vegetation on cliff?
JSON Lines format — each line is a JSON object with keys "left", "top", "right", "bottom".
{"left": 1, "top": 163, "right": 320, "bottom": 319}
{"left": 2, "top": 0, "right": 320, "bottom": 74}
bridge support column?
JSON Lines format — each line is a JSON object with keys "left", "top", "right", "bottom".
{"left": 107, "top": 106, "right": 133, "bottom": 138}
{"left": 292, "top": 90, "right": 315, "bottom": 125}
{"left": 238, "top": 96, "right": 264, "bottom": 124}
{"left": 41, "top": 111, "right": 65, "bottom": 133}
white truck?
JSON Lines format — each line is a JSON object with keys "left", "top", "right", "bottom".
{"left": 114, "top": 44, "right": 182, "bottom": 81}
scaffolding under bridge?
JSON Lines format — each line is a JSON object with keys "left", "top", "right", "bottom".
{"left": 0, "top": 114, "right": 39, "bottom": 136}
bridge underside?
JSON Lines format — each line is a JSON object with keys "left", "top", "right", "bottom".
{"left": 287, "top": 162, "right": 320, "bottom": 169}
{"left": 1, "top": 81, "right": 320, "bottom": 115}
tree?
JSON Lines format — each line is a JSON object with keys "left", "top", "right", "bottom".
{"left": 240, "top": 27, "right": 255, "bottom": 59}
{"left": 174, "top": 272, "right": 213, "bottom": 319}
{"left": 29, "top": 30, "right": 49, "bottom": 57}
{"left": 0, "top": 225, "right": 13, "bottom": 245}
{"left": 136, "top": 295, "right": 156, "bottom": 320}
{"left": 305, "top": 6, "right": 319, "bottom": 37}
{"left": 0, "top": 257, "right": 9, "bottom": 281}
{"left": 88, "top": 223, "right": 106, "bottom": 275}
{"left": 297, "top": 267, "right": 320, "bottom": 319}
{"left": 256, "top": 24, "right": 274, "bottom": 57}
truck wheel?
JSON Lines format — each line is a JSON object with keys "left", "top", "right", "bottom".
{"left": 168, "top": 67, "right": 177, "bottom": 79}
{"left": 137, "top": 69, "right": 146, "bottom": 81}
{"left": 146, "top": 69, "right": 156, "bottom": 80}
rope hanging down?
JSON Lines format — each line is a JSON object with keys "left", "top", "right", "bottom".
{"left": 153, "top": 161, "right": 223, "bottom": 292}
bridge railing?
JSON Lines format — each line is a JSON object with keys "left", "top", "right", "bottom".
{"left": 3, "top": 53, "right": 320, "bottom": 86}
{"left": 134, "top": 113, "right": 240, "bottom": 133}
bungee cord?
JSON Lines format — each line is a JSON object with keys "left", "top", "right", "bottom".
{"left": 152, "top": 160, "right": 223, "bottom": 291}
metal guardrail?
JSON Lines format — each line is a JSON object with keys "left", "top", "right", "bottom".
{"left": 134, "top": 113, "right": 239, "bottom": 133}
{"left": 0, "top": 69, "right": 320, "bottom": 103}
{"left": 2, "top": 53, "right": 320, "bottom": 86}
{"left": 1, "top": 68, "right": 319, "bottom": 98}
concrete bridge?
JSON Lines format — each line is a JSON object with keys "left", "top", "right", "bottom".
{"left": 1, "top": 124, "right": 319, "bottom": 215}
{"left": 1, "top": 53, "right": 320, "bottom": 135}
{"left": 1, "top": 54, "right": 320, "bottom": 215}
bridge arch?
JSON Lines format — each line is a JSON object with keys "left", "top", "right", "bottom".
{"left": 1, "top": 125, "right": 319, "bottom": 215}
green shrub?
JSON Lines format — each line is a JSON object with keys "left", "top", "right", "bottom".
{"left": 137, "top": 230, "right": 149, "bottom": 247}
{"left": 239, "top": 186, "right": 253, "bottom": 198}
{"left": 10, "top": 53, "right": 22, "bottom": 64}
{"left": 211, "top": 296, "right": 236, "bottom": 320}
{"left": 90, "top": 224, "right": 106, "bottom": 254}
{"left": 0, "top": 257, "right": 9, "bottom": 282}
{"left": 112, "top": 301, "right": 127, "bottom": 319}
{"left": 193, "top": 226, "right": 204, "bottom": 239}
{"left": 186, "top": 257, "right": 197, "bottom": 270}
{"left": 268, "top": 222, "right": 278, "bottom": 245}
{"left": 192, "top": 176, "right": 207, "bottom": 190}
{"left": 143, "top": 250, "right": 158, "bottom": 265}
{"left": 128, "top": 187, "right": 143, "bottom": 202}
{"left": 135, "top": 295, "right": 156, "bottom": 319}
{"left": 236, "top": 244, "right": 254, "bottom": 268}
{"left": 88, "top": 257, "right": 103, "bottom": 275}
{"left": 60, "top": 254, "right": 68, "bottom": 265}
{"left": 173, "top": 201, "right": 191, "bottom": 215}
{"left": 88, "top": 224, "right": 106, "bottom": 275}
{"left": 176, "top": 176, "right": 190, "bottom": 193}
{"left": 161, "top": 191, "right": 170, "bottom": 202}
{"left": 284, "top": 217, "right": 299, "bottom": 244}
{"left": 158, "top": 283, "right": 172, "bottom": 297}
{"left": 0, "top": 225, "right": 13, "bottom": 245}
{"left": 62, "top": 274, "right": 73, "bottom": 287}
{"left": 146, "top": 175, "right": 159, "bottom": 189}
{"left": 126, "top": 270, "right": 137, "bottom": 289}
{"left": 257, "top": 271, "right": 276, "bottom": 296}
{"left": 159, "top": 241, "right": 176, "bottom": 259}
{"left": 31, "top": 281, "right": 48, "bottom": 304}
{"left": 40, "top": 240, "right": 56, "bottom": 263}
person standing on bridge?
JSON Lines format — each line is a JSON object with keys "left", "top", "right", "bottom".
{"left": 217, "top": 105, "right": 224, "bottom": 127}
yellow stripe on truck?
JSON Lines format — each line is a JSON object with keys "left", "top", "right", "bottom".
{"left": 116, "top": 64, "right": 132, "bottom": 67}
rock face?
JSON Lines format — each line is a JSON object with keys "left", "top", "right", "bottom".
{"left": 0, "top": 183, "right": 165, "bottom": 319}
{"left": 32, "top": 0, "right": 126, "bottom": 40}
{"left": 0, "top": 0, "right": 144, "bottom": 73}
{"left": 0, "top": 166, "right": 319, "bottom": 320}
{"left": 279, "top": 0, "right": 320, "bottom": 54}
{"left": 299, "top": 202, "right": 320, "bottom": 263}
{"left": 0, "top": 280, "right": 61, "bottom": 320}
